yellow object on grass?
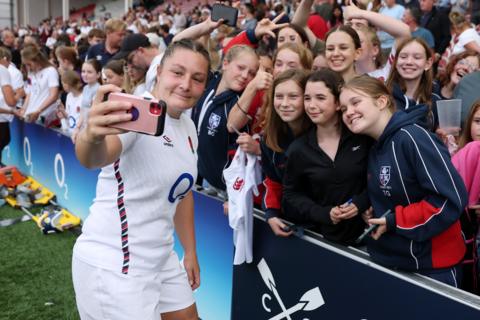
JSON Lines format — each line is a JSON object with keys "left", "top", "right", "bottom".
{"left": 5, "top": 176, "right": 55, "bottom": 207}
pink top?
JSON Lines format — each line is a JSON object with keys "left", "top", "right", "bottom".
{"left": 452, "top": 141, "right": 480, "bottom": 206}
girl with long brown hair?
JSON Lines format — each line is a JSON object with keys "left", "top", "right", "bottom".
{"left": 386, "top": 37, "right": 438, "bottom": 130}
{"left": 260, "top": 69, "right": 311, "bottom": 236}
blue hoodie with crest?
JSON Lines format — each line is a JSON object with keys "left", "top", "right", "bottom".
{"left": 366, "top": 106, "right": 467, "bottom": 271}
{"left": 192, "top": 72, "right": 244, "bottom": 190}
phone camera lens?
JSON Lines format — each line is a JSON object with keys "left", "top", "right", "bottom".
{"left": 150, "top": 103, "right": 162, "bottom": 115}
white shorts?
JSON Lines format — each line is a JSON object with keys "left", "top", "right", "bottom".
{"left": 72, "top": 252, "right": 195, "bottom": 320}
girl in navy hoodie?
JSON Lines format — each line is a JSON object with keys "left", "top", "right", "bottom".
{"left": 386, "top": 37, "right": 439, "bottom": 131}
{"left": 340, "top": 75, "right": 467, "bottom": 287}
{"left": 192, "top": 45, "right": 260, "bottom": 193}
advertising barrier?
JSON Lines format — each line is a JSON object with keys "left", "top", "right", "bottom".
{"left": 232, "top": 215, "right": 480, "bottom": 319}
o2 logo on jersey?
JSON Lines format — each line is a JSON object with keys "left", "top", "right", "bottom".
{"left": 168, "top": 173, "right": 194, "bottom": 203}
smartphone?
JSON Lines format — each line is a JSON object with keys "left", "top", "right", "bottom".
{"left": 106, "top": 92, "right": 167, "bottom": 136}
{"left": 211, "top": 4, "right": 238, "bottom": 27}
{"left": 281, "top": 225, "right": 293, "bottom": 232}
{"left": 355, "top": 209, "right": 392, "bottom": 244}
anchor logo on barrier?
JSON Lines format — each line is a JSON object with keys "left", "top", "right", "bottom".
{"left": 258, "top": 258, "right": 325, "bottom": 320}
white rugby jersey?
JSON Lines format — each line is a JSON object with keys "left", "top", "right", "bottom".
{"left": 224, "top": 148, "right": 262, "bottom": 265}
{"left": 74, "top": 113, "right": 198, "bottom": 275}
{"left": 64, "top": 92, "right": 83, "bottom": 134}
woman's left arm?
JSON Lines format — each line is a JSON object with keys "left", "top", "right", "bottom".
{"left": 386, "top": 127, "right": 468, "bottom": 242}
{"left": 174, "top": 191, "right": 200, "bottom": 290}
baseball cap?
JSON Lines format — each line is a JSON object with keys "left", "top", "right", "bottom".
{"left": 112, "top": 33, "right": 150, "bottom": 60}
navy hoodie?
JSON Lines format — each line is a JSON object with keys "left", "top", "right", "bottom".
{"left": 391, "top": 82, "right": 440, "bottom": 131}
{"left": 366, "top": 106, "right": 467, "bottom": 271}
{"left": 260, "top": 128, "right": 295, "bottom": 220}
{"left": 192, "top": 72, "right": 242, "bottom": 190}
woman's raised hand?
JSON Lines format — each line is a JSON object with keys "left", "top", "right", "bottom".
{"left": 249, "top": 65, "right": 274, "bottom": 91}
{"left": 254, "top": 12, "right": 289, "bottom": 39}
{"left": 82, "top": 84, "right": 132, "bottom": 144}
{"left": 205, "top": 16, "right": 224, "bottom": 31}
{"left": 343, "top": 1, "right": 364, "bottom": 21}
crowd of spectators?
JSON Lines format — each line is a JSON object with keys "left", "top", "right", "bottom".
{"left": 0, "top": 0, "right": 480, "bottom": 297}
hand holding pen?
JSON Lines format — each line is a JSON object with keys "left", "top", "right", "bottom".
{"left": 337, "top": 198, "right": 359, "bottom": 220}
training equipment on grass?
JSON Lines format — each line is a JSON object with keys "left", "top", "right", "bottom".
{"left": 0, "top": 166, "right": 81, "bottom": 234}
{"left": 5, "top": 177, "right": 55, "bottom": 208}
{"left": 34, "top": 206, "right": 81, "bottom": 234}
{"left": 0, "top": 166, "right": 26, "bottom": 188}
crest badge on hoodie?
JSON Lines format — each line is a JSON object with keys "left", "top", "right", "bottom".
{"left": 380, "top": 166, "right": 391, "bottom": 187}
{"left": 207, "top": 113, "right": 221, "bottom": 136}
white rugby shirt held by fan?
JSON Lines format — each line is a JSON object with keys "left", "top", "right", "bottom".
{"left": 224, "top": 147, "right": 262, "bottom": 265}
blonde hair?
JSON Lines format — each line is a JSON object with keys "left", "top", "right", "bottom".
{"left": 224, "top": 44, "right": 257, "bottom": 63}
{"left": 449, "top": 11, "right": 469, "bottom": 29}
{"left": 357, "top": 26, "right": 384, "bottom": 68}
{"left": 105, "top": 18, "right": 127, "bottom": 33}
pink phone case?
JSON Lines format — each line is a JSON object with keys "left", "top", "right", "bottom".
{"left": 107, "top": 92, "right": 166, "bottom": 136}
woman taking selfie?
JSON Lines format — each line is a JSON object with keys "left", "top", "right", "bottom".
{"left": 72, "top": 39, "right": 209, "bottom": 320}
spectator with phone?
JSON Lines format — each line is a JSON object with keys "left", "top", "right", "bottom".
{"left": 340, "top": 75, "right": 467, "bottom": 287}
{"left": 282, "top": 69, "right": 370, "bottom": 245}
{"left": 72, "top": 39, "right": 209, "bottom": 320}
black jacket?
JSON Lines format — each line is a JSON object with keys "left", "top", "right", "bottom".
{"left": 421, "top": 7, "right": 451, "bottom": 54}
{"left": 282, "top": 125, "right": 371, "bottom": 245}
